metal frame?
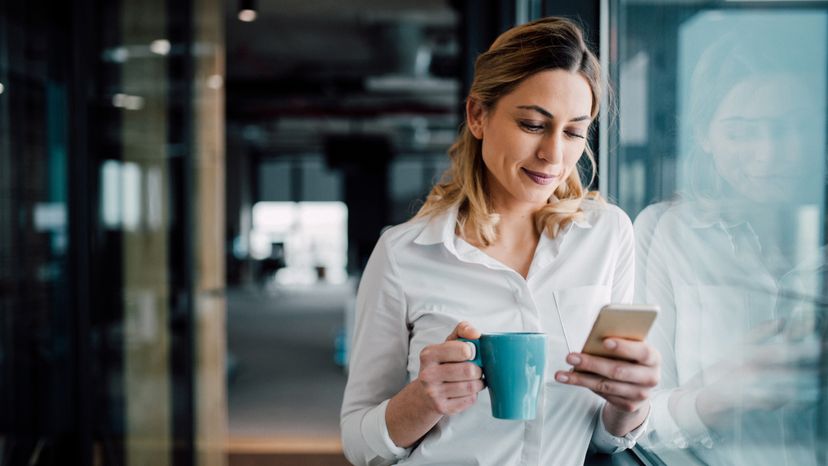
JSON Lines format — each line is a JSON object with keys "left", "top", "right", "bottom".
{"left": 69, "top": 0, "right": 95, "bottom": 463}
{"left": 166, "top": 0, "right": 196, "bottom": 464}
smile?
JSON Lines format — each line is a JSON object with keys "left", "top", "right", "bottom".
{"left": 521, "top": 168, "right": 559, "bottom": 185}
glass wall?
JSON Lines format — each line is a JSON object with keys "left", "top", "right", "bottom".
{"left": 0, "top": 0, "right": 225, "bottom": 464}
{"left": 606, "top": 1, "right": 828, "bottom": 465}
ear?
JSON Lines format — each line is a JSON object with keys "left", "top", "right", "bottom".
{"left": 466, "top": 97, "right": 486, "bottom": 140}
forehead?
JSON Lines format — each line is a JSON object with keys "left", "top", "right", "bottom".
{"left": 497, "top": 69, "right": 593, "bottom": 117}
{"left": 714, "top": 74, "right": 813, "bottom": 120}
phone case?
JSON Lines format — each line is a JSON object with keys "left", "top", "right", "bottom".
{"left": 581, "top": 304, "right": 658, "bottom": 358}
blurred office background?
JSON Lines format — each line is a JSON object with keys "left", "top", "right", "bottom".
{"left": 1, "top": 1, "right": 826, "bottom": 466}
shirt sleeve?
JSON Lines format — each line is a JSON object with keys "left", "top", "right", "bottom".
{"left": 590, "top": 401, "right": 650, "bottom": 454}
{"left": 341, "top": 232, "right": 413, "bottom": 465}
{"left": 612, "top": 207, "right": 635, "bottom": 304}
{"left": 585, "top": 209, "right": 648, "bottom": 454}
{"left": 635, "top": 213, "right": 716, "bottom": 451}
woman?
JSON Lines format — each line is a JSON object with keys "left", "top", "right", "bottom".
{"left": 635, "top": 21, "right": 822, "bottom": 466}
{"left": 341, "top": 17, "right": 660, "bottom": 465}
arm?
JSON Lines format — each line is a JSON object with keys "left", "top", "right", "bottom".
{"left": 385, "top": 322, "right": 483, "bottom": 448}
{"left": 599, "top": 208, "right": 652, "bottom": 437}
{"left": 340, "top": 236, "right": 485, "bottom": 465}
{"left": 340, "top": 235, "right": 412, "bottom": 465}
{"left": 639, "top": 214, "right": 714, "bottom": 449}
{"left": 556, "top": 209, "right": 657, "bottom": 452}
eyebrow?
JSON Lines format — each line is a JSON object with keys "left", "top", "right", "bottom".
{"left": 517, "top": 105, "right": 591, "bottom": 122}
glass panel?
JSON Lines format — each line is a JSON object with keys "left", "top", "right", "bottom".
{"left": 609, "top": 1, "right": 828, "bottom": 465}
{"left": 0, "top": 1, "right": 74, "bottom": 462}
{"left": 1, "top": 0, "right": 225, "bottom": 464}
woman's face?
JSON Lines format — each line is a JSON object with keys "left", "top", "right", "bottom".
{"left": 468, "top": 70, "right": 593, "bottom": 210}
{"left": 704, "top": 74, "right": 814, "bottom": 203}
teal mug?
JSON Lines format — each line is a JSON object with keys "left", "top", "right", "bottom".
{"left": 460, "top": 332, "right": 547, "bottom": 420}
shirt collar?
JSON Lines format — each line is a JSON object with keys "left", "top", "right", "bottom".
{"left": 671, "top": 201, "right": 749, "bottom": 230}
{"left": 413, "top": 204, "right": 460, "bottom": 247}
{"left": 413, "top": 202, "right": 594, "bottom": 248}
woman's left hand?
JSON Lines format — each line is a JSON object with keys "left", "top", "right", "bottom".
{"left": 554, "top": 338, "right": 660, "bottom": 435}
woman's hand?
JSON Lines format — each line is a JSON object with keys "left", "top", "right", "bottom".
{"left": 691, "top": 319, "right": 820, "bottom": 431}
{"left": 416, "top": 321, "right": 485, "bottom": 415}
{"left": 554, "top": 338, "right": 661, "bottom": 436}
{"left": 386, "top": 321, "right": 484, "bottom": 448}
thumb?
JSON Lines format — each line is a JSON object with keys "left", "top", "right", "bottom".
{"left": 445, "top": 321, "right": 482, "bottom": 341}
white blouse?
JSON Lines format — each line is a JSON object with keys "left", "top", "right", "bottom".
{"left": 341, "top": 200, "right": 648, "bottom": 466}
{"left": 635, "top": 202, "right": 820, "bottom": 466}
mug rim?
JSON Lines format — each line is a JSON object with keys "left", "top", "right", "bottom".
{"left": 481, "top": 332, "right": 546, "bottom": 338}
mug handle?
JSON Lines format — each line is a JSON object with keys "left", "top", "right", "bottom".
{"left": 458, "top": 338, "right": 482, "bottom": 366}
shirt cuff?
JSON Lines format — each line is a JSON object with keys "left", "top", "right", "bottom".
{"left": 360, "top": 399, "right": 411, "bottom": 460}
{"left": 591, "top": 402, "right": 650, "bottom": 454}
{"left": 648, "top": 389, "right": 715, "bottom": 449}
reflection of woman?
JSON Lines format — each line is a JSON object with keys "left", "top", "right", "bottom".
{"left": 341, "top": 18, "right": 660, "bottom": 465}
{"left": 636, "top": 31, "right": 822, "bottom": 466}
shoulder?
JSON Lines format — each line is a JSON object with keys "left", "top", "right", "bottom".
{"left": 633, "top": 200, "right": 676, "bottom": 241}
{"left": 634, "top": 201, "right": 673, "bottom": 230}
{"left": 580, "top": 198, "right": 632, "bottom": 232}
{"left": 372, "top": 215, "right": 433, "bottom": 260}
{"left": 378, "top": 216, "right": 430, "bottom": 245}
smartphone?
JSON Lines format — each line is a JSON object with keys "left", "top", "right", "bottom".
{"left": 581, "top": 304, "right": 659, "bottom": 358}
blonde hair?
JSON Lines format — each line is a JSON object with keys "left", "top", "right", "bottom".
{"left": 416, "top": 17, "right": 603, "bottom": 246}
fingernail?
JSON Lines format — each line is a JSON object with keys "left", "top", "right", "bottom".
{"left": 465, "top": 341, "right": 476, "bottom": 360}
{"left": 556, "top": 373, "right": 569, "bottom": 383}
{"left": 604, "top": 339, "right": 617, "bottom": 349}
{"left": 567, "top": 354, "right": 581, "bottom": 365}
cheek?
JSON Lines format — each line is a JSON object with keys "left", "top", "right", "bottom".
{"left": 564, "top": 142, "right": 587, "bottom": 168}
{"left": 482, "top": 130, "right": 530, "bottom": 166}
{"left": 710, "top": 143, "right": 750, "bottom": 174}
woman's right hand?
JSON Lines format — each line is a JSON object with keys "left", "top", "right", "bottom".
{"left": 386, "top": 321, "right": 484, "bottom": 448}
{"left": 416, "top": 321, "right": 485, "bottom": 416}
{"left": 685, "top": 319, "right": 820, "bottom": 431}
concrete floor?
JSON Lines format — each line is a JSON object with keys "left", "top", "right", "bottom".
{"left": 227, "top": 283, "right": 352, "bottom": 447}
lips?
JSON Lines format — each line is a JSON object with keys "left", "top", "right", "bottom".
{"left": 521, "top": 168, "right": 560, "bottom": 185}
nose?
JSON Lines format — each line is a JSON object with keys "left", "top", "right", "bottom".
{"left": 752, "top": 124, "right": 781, "bottom": 168}
{"left": 538, "top": 132, "right": 564, "bottom": 165}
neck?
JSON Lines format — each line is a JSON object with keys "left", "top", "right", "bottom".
{"left": 489, "top": 197, "right": 542, "bottom": 248}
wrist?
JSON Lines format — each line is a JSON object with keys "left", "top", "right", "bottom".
{"left": 386, "top": 379, "right": 444, "bottom": 448}
{"left": 603, "top": 402, "right": 650, "bottom": 437}
{"left": 695, "top": 387, "right": 731, "bottom": 431}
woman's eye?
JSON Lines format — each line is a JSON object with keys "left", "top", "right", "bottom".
{"left": 519, "top": 121, "right": 545, "bottom": 133}
{"left": 565, "top": 131, "right": 585, "bottom": 139}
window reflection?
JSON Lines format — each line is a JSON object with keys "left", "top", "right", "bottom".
{"left": 616, "top": 6, "right": 827, "bottom": 465}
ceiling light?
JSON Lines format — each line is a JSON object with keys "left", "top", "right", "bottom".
{"left": 207, "top": 74, "right": 224, "bottom": 90}
{"left": 108, "top": 46, "right": 129, "bottom": 63}
{"left": 112, "top": 93, "right": 144, "bottom": 110}
{"left": 150, "top": 39, "right": 171, "bottom": 56}
{"left": 238, "top": 0, "right": 257, "bottom": 22}
{"left": 0, "top": 83, "right": 4, "bottom": 95}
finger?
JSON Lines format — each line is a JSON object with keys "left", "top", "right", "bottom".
{"left": 434, "top": 395, "right": 478, "bottom": 416}
{"left": 601, "top": 339, "right": 660, "bottom": 366}
{"left": 567, "top": 353, "right": 659, "bottom": 387}
{"left": 432, "top": 361, "right": 483, "bottom": 382}
{"left": 441, "top": 379, "right": 485, "bottom": 398}
{"left": 445, "top": 321, "right": 482, "bottom": 341}
{"left": 748, "top": 339, "right": 821, "bottom": 367}
{"left": 420, "top": 341, "right": 478, "bottom": 366}
{"left": 555, "top": 370, "right": 651, "bottom": 402}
